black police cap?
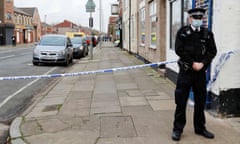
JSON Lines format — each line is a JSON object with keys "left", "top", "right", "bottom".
{"left": 188, "top": 8, "right": 206, "bottom": 16}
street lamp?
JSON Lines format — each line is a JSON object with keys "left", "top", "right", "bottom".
{"left": 99, "top": 0, "right": 102, "bottom": 49}
{"left": 85, "top": 0, "right": 96, "bottom": 60}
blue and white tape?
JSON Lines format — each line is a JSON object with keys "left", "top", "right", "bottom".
{"left": 207, "top": 49, "right": 240, "bottom": 91}
{"left": 0, "top": 60, "right": 177, "bottom": 81}
{"left": 1, "top": 49, "right": 239, "bottom": 92}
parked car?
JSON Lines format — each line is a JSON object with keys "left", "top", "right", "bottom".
{"left": 71, "top": 37, "right": 88, "bottom": 58}
{"left": 32, "top": 34, "right": 73, "bottom": 66}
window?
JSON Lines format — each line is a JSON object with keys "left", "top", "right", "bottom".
{"left": 6, "top": 13, "right": 12, "bottom": 20}
{"left": 149, "top": 1, "right": 157, "bottom": 48}
{"left": 169, "top": 0, "right": 192, "bottom": 49}
{"left": 19, "top": 15, "right": 22, "bottom": 24}
{"left": 139, "top": 8, "right": 145, "bottom": 46}
{"left": 14, "top": 14, "right": 17, "bottom": 24}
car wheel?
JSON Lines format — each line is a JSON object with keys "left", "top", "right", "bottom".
{"left": 33, "top": 61, "right": 39, "bottom": 66}
{"left": 82, "top": 50, "right": 86, "bottom": 57}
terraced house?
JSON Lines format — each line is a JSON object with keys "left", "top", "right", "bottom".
{"left": 0, "top": 0, "right": 15, "bottom": 45}
{"left": 0, "top": 0, "right": 41, "bottom": 45}
{"left": 120, "top": 0, "right": 240, "bottom": 116}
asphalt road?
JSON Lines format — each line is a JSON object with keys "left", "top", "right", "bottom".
{"left": 0, "top": 46, "right": 73, "bottom": 123}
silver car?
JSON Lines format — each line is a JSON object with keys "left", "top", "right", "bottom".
{"left": 32, "top": 34, "right": 73, "bottom": 66}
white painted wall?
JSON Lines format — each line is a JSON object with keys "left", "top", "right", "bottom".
{"left": 166, "top": 1, "right": 179, "bottom": 73}
{"left": 210, "top": 0, "right": 240, "bottom": 95}
{"left": 166, "top": 0, "right": 240, "bottom": 95}
{"left": 122, "top": 0, "right": 138, "bottom": 53}
{"left": 122, "top": 0, "right": 129, "bottom": 51}
{"left": 130, "top": 0, "right": 138, "bottom": 54}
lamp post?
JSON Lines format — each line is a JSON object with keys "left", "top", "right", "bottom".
{"left": 85, "top": 0, "right": 96, "bottom": 60}
{"left": 99, "top": 0, "right": 102, "bottom": 49}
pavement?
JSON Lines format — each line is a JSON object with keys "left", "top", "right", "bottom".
{"left": 7, "top": 42, "right": 240, "bottom": 144}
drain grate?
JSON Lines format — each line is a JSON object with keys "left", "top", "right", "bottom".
{"left": 42, "top": 104, "right": 61, "bottom": 112}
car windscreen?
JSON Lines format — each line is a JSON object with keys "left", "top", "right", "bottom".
{"left": 71, "top": 38, "right": 82, "bottom": 44}
{"left": 39, "top": 36, "right": 65, "bottom": 46}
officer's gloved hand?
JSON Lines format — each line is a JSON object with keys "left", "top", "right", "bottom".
{"left": 192, "top": 62, "right": 204, "bottom": 71}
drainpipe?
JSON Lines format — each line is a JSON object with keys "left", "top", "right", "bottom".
{"left": 129, "top": 0, "right": 131, "bottom": 54}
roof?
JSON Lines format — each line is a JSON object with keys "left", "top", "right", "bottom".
{"left": 55, "top": 20, "right": 78, "bottom": 27}
{"left": 18, "top": 7, "right": 37, "bottom": 16}
{"left": 14, "top": 7, "right": 31, "bottom": 16}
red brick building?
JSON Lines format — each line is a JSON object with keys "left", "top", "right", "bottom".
{"left": 107, "top": 16, "right": 118, "bottom": 41}
{"left": 0, "top": 0, "right": 15, "bottom": 45}
{"left": 53, "top": 20, "right": 79, "bottom": 35}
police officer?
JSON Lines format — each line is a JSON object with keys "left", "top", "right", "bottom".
{"left": 172, "top": 8, "right": 217, "bottom": 141}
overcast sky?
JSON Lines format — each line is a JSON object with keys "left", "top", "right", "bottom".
{"left": 14, "top": 0, "right": 118, "bottom": 32}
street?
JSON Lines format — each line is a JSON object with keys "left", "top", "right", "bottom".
{"left": 0, "top": 46, "right": 74, "bottom": 123}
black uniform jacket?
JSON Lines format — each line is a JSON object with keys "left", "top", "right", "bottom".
{"left": 175, "top": 25, "right": 217, "bottom": 70}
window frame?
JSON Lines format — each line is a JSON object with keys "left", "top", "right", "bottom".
{"left": 139, "top": 7, "right": 146, "bottom": 46}
{"left": 149, "top": 0, "right": 157, "bottom": 49}
{"left": 169, "top": 0, "right": 191, "bottom": 50}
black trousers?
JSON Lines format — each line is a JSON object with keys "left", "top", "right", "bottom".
{"left": 173, "top": 69, "right": 207, "bottom": 133}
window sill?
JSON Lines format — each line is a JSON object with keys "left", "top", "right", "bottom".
{"left": 149, "top": 45, "right": 157, "bottom": 49}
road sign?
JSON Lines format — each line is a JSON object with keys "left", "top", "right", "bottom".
{"left": 85, "top": 0, "right": 96, "bottom": 12}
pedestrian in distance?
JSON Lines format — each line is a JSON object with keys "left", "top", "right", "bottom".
{"left": 172, "top": 8, "right": 217, "bottom": 141}
{"left": 12, "top": 33, "right": 16, "bottom": 46}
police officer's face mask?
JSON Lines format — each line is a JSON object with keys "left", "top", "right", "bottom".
{"left": 192, "top": 19, "right": 203, "bottom": 28}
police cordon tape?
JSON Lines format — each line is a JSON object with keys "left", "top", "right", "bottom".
{"left": 207, "top": 49, "right": 240, "bottom": 91}
{"left": 0, "top": 60, "right": 177, "bottom": 81}
{"left": 1, "top": 49, "right": 239, "bottom": 91}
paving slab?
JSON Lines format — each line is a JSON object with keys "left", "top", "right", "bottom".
{"left": 100, "top": 116, "right": 137, "bottom": 138}
{"left": 119, "top": 97, "right": 148, "bottom": 106}
{"left": 97, "top": 137, "right": 145, "bottom": 144}
{"left": 21, "top": 119, "right": 42, "bottom": 137}
{"left": 148, "top": 99, "right": 175, "bottom": 111}
{"left": 37, "top": 118, "right": 69, "bottom": 133}
{"left": 25, "top": 130, "right": 99, "bottom": 144}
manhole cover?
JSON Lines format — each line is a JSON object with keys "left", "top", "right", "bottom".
{"left": 100, "top": 116, "right": 137, "bottom": 138}
{"left": 42, "top": 104, "right": 61, "bottom": 112}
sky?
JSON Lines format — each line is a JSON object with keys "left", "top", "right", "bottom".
{"left": 14, "top": 0, "right": 118, "bottom": 32}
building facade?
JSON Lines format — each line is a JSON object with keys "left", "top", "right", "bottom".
{"left": 119, "top": 0, "right": 240, "bottom": 116}
{"left": 54, "top": 20, "right": 79, "bottom": 35}
{"left": 0, "top": 0, "right": 15, "bottom": 45}
{"left": 0, "top": 0, "right": 41, "bottom": 45}
{"left": 209, "top": 0, "right": 240, "bottom": 116}
{"left": 122, "top": 0, "right": 138, "bottom": 54}
{"left": 165, "top": 0, "right": 240, "bottom": 116}
{"left": 107, "top": 16, "right": 118, "bottom": 41}
{"left": 17, "top": 7, "right": 42, "bottom": 42}
{"left": 138, "top": 0, "right": 166, "bottom": 62}
{"left": 122, "top": 0, "right": 167, "bottom": 62}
